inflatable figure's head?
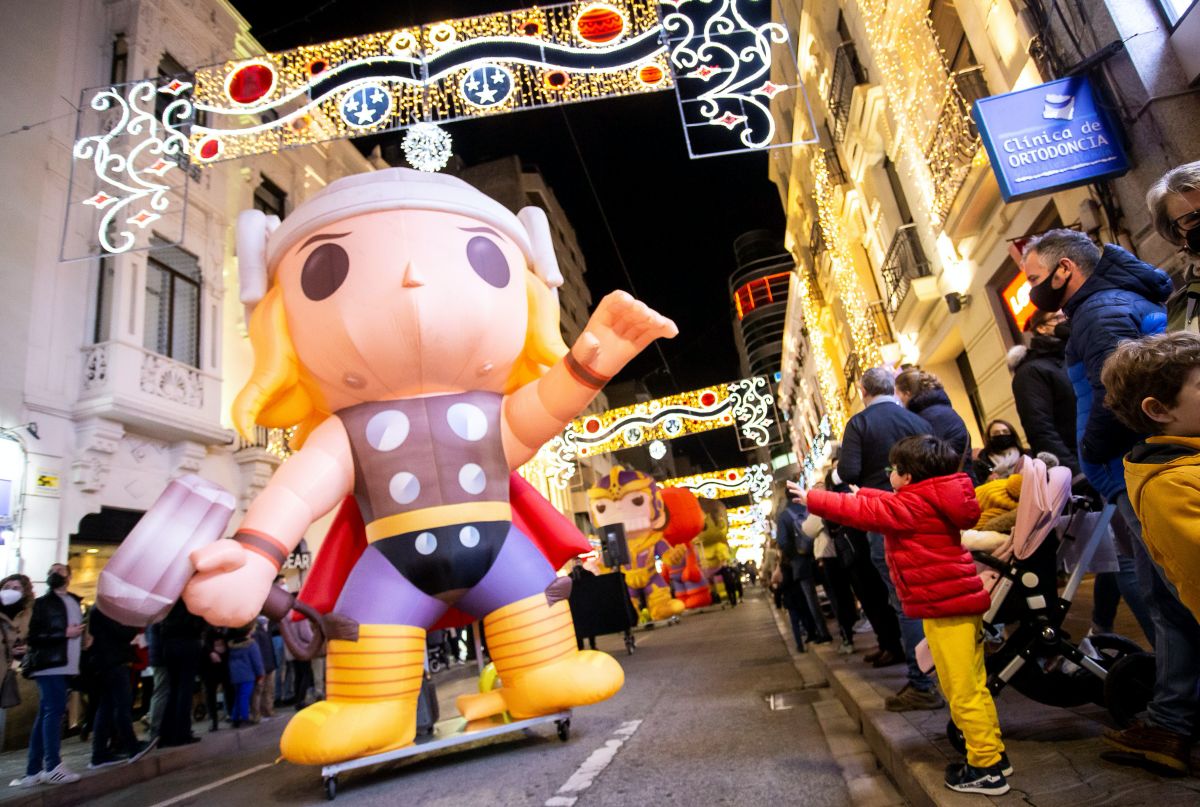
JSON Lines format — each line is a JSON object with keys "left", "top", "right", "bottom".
{"left": 587, "top": 466, "right": 664, "bottom": 535}
{"left": 232, "top": 168, "right": 568, "bottom": 445}
{"left": 696, "top": 498, "right": 729, "bottom": 547}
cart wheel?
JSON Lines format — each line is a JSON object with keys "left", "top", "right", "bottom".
{"left": 429, "top": 657, "right": 444, "bottom": 674}
{"left": 625, "top": 635, "right": 635, "bottom": 655}
{"left": 323, "top": 775, "right": 338, "bottom": 801}
{"left": 556, "top": 719, "right": 571, "bottom": 742}
{"left": 946, "top": 719, "right": 966, "bottom": 756}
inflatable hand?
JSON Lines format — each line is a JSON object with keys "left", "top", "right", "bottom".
{"left": 662, "top": 544, "right": 688, "bottom": 568}
{"left": 97, "top": 475, "right": 235, "bottom": 626}
{"left": 573, "top": 291, "right": 677, "bottom": 379}
{"left": 183, "top": 539, "right": 276, "bottom": 627}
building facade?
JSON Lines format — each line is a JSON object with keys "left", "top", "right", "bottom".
{"left": 769, "top": 0, "right": 1200, "bottom": 465}
{"left": 0, "top": 0, "right": 379, "bottom": 600}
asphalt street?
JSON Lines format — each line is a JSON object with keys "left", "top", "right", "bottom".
{"left": 90, "top": 591, "right": 850, "bottom": 807}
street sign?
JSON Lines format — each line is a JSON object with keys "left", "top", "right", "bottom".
{"left": 973, "top": 75, "right": 1128, "bottom": 203}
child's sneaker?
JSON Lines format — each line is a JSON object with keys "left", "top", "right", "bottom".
{"left": 944, "top": 762, "right": 1010, "bottom": 795}
{"left": 39, "top": 764, "right": 81, "bottom": 785}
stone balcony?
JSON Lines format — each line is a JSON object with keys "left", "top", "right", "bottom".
{"left": 76, "top": 341, "right": 232, "bottom": 445}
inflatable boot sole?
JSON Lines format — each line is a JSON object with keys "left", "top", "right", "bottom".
{"left": 646, "top": 586, "right": 685, "bottom": 620}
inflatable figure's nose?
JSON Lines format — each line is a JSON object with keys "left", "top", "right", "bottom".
{"left": 401, "top": 260, "right": 425, "bottom": 288}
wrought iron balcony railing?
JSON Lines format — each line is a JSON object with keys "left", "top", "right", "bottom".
{"left": 844, "top": 351, "right": 861, "bottom": 390}
{"left": 828, "top": 42, "right": 867, "bottom": 144}
{"left": 809, "top": 219, "right": 826, "bottom": 260}
{"left": 880, "top": 224, "right": 932, "bottom": 319}
{"left": 867, "top": 300, "right": 894, "bottom": 343}
{"left": 823, "top": 146, "right": 848, "bottom": 186}
{"left": 925, "top": 66, "right": 988, "bottom": 223}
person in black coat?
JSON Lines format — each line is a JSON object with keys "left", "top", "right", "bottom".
{"left": 895, "top": 368, "right": 975, "bottom": 481}
{"left": 157, "top": 600, "right": 204, "bottom": 747}
{"left": 1007, "top": 309, "right": 1079, "bottom": 475}
{"left": 86, "top": 607, "right": 153, "bottom": 767}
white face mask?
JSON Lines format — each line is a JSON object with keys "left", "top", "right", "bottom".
{"left": 0, "top": 590, "right": 22, "bottom": 606}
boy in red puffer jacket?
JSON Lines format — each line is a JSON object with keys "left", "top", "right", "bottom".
{"left": 789, "top": 435, "right": 1009, "bottom": 796}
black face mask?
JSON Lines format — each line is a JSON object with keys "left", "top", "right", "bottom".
{"left": 1029, "top": 270, "right": 1069, "bottom": 312}
{"left": 1052, "top": 321, "right": 1071, "bottom": 340}
{"left": 46, "top": 573, "right": 67, "bottom": 590}
{"left": 987, "top": 434, "right": 1018, "bottom": 453}
{"left": 1186, "top": 227, "right": 1200, "bottom": 255}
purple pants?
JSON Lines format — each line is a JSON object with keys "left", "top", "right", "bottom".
{"left": 334, "top": 523, "right": 555, "bottom": 627}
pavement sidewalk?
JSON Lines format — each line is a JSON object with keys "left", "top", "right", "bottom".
{"left": 0, "top": 662, "right": 485, "bottom": 807}
{"left": 787, "top": 614, "right": 1200, "bottom": 806}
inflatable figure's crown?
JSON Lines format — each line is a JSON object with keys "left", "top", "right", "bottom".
{"left": 588, "top": 466, "right": 657, "bottom": 502}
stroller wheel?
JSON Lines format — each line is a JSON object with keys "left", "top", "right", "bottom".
{"left": 946, "top": 719, "right": 966, "bottom": 756}
{"left": 1104, "top": 652, "right": 1155, "bottom": 728}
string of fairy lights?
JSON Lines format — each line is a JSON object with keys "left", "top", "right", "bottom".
{"left": 854, "top": 0, "right": 984, "bottom": 226}
{"left": 792, "top": 264, "right": 848, "bottom": 436}
{"left": 809, "top": 148, "right": 884, "bottom": 370}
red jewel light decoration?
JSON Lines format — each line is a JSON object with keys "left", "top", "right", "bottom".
{"left": 196, "top": 138, "right": 222, "bottom": 161}
{"left": 700, "top": 391, "right": 717, "bottom": 407}
{"left": 225, "top": 61, "right": 276, "bottom": 106}
{"left": 638, "top": 65, "right": 664, "bottom": 86}
{"left": 574, "top": 3, "right": 626, "bottom": 45}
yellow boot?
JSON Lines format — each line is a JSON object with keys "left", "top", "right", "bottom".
{"left": 647, "top": 585, "right": 685, "bottom": 620}
{"left": 280, "top": 625, "right": 424, "bottom": 765}
{"left": 456, "top": 593, "right": 623, "bottom": 721}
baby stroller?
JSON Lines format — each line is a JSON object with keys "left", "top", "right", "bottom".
{"left": 917, "top": 456, "right": 1155, "bottom": 753}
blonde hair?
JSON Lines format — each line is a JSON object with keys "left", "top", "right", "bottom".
{"left": 233, "top": 273, "right": 567, "bottom": 448}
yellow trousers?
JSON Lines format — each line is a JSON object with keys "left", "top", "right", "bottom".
{"left": 923, "top": 615, "right": 1005, "bottom": 768}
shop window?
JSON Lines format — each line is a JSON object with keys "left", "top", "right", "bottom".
{"left": 94, "top": 256, "right": 114, "bottom": 343}
{"left": 955, "top": 351, "right": 987, "bottom": 436}
{"left": 254, "top": 176, "right": 287, "bottom": 220}
{"left": 144, "top": 238, "right": 201, "bottom": 367}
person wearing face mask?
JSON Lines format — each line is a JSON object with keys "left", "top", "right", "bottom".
{"left": 11, "top": 565, "right": 84, "bottom": 788}
{"left": 0, "top": 577, "right": 30, "bottom": 747}
{"left": 972, "top": 420, "right": 1027, "bottom": 482}
{"left": 1007, "top": 310, "right": 1079, "bottom": 476}
{"left": 1147, "top": 161, "right": 1200, "bottom": 332}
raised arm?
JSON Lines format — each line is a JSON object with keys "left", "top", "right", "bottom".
{"left": 184, "top": 416, "right": 354, "bottom": 626}
{"left": 502, "top": 291, "right": 677, "bottom": 468}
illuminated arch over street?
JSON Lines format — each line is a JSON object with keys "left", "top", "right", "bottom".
{"left": 65, "top": 0, "right": 818, "bottom": 259}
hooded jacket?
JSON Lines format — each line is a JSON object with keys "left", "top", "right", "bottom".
{"left": 806, "top": 473, "right": 987, "bottom": 619}
{"left": 906, "top": 388, "right": 975, "bottom": 482}
{"left": 1124, "top": 436, "right": 1200, "bottom": 623}
{"left": 1062, "top": 245, "right": 1172, "bottom": 498}
{"left": 1009, "top": 334, "right": 1079, "bottom": 475}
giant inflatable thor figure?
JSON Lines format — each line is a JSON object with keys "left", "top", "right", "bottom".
{"left": 179, "top": 169, "right": 677, "bottom": 765}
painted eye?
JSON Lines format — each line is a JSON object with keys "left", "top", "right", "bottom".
{"left": 631, "top": 495, "right": 645, "bottom": 506}
{"left": 466, "top": 236, "right": 510, "bottom": 288}
{"left": 595, "top": 503, "right": 607, "bottom": 514}
{"left": 300, "top": 243, "right": 349, "bottom": 301}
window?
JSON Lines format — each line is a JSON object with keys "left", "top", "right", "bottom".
{"left": 1159, "top": 0, "right": 1198, "bottom": 26}
{"left": 928, "top": 0, "right": 978, "bottom": 71}
{"left": 253, "top": 176, "right": 287, "bottom": 220}
{"left": 955, "top": 351, "right": 987, "bottom": 436}
{"left": 156, "top": 53, "right": 187, "bottom": 121}
{"left": 94, "top": 256, "right": 114, "bottom": 343}
{"left": 110, "top": 35, "right": 128, "bottom": 85}
{"left": 884, "top": 157, "right": 914, "bottom": 225}
{"left": 144, "top": 238, "right": 201, "bottom": 367}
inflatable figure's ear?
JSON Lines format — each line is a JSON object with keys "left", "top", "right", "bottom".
{"left": 237, "top": 209, "right": 282, "bottom": 310}
{"left": 517, "top": 206, "right": 564, "bottom": 289}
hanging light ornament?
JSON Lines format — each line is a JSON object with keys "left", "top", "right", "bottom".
{"left": 402, "top": 122, "right": 453, "bottom": 172}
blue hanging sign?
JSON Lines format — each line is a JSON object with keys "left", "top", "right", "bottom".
{"left": 973, "top": 75, "right": 1128, "bottom": 203}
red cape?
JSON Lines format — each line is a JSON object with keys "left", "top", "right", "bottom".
{"left": 295, "top": 473, "right": 591, "bottom": 630}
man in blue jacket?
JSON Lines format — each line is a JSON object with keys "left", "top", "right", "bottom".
{"left": 1023, "top": 229, "right": 1189, "bottom": 771}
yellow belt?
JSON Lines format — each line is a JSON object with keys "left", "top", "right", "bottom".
{"left": 365, "top": 501, "right": 513, "bottom": 543}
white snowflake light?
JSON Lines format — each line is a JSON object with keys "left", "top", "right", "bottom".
{"left": 402, "top": 123, "right": 452, "bottom": 172}
{"left": 648, "top": 439, "right": 667, "bottom": 460}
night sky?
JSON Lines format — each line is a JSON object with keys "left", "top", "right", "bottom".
{"left": 230, "top": 0, "right": 787, "bottom": 470}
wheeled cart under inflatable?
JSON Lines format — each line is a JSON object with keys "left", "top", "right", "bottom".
{"left": 318, "top": 710, "right": 572, "bottom": 800}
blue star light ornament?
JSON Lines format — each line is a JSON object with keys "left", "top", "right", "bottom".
{"left": 340, "top": 83, "right": 393, "bottom": 129}
{"left": 461, "top": 65, "right": 514, "bottom": 109}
